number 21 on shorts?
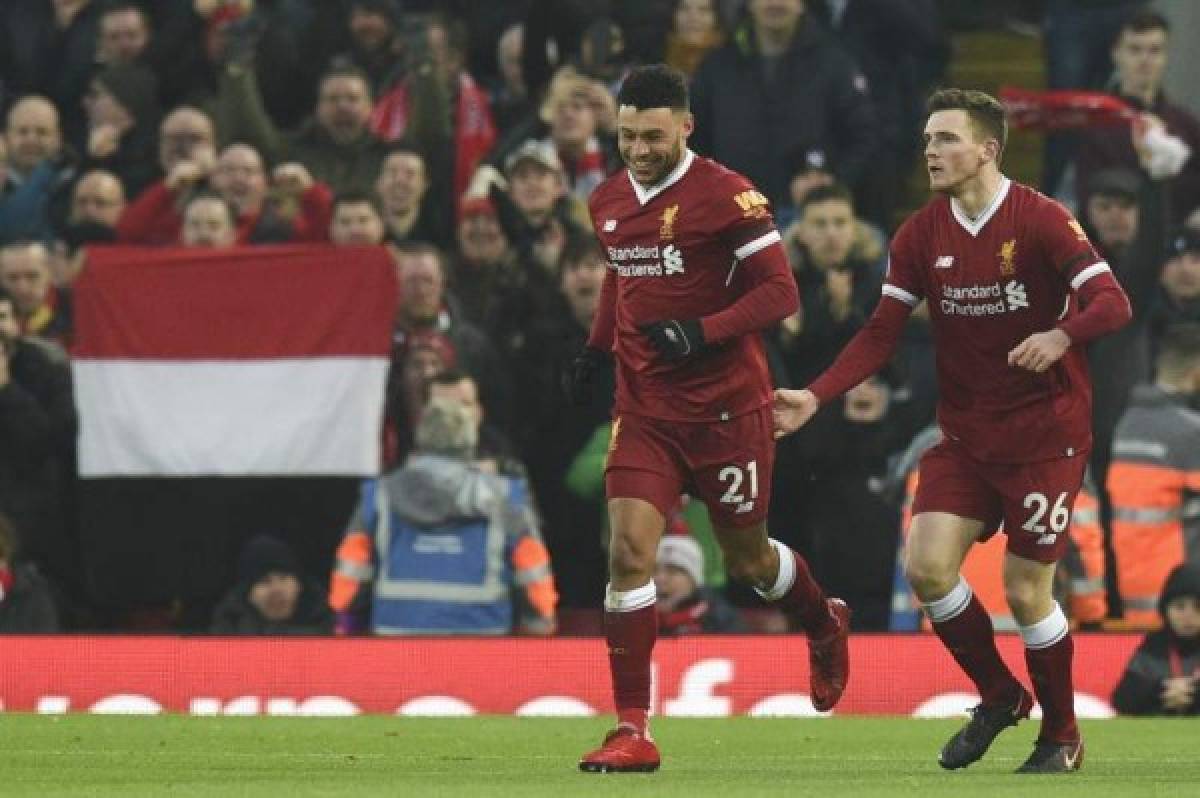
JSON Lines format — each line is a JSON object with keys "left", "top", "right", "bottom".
{"left": 719, "top": 460, "right": 758, "bottom": 515}
{"left": 1022, "top": 491, "right": 1070, "bottom": 545}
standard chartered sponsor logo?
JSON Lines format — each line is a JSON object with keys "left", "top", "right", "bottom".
{"left": 608, "top": 242, "right": 685, "bottom": 277}
{"left": 940, "top": 280, "right": 1029, "bottom": 316}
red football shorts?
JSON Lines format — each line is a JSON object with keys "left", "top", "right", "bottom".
{"left": 605, "top": 406, "right": 774, "bottom": 528}
{"left": 911, "top": 437, "right": 1087, "bottom": 563}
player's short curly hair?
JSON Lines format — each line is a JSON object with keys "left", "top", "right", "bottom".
{"left": 616, "top": 64, "right": 688, "bottom": 111}
{"left": 927, "top": 88, "right": 1008, "bottom": 161}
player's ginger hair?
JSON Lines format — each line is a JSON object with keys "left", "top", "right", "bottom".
{"left": 926, "top": 88, "right": 1008, "bottom": 163}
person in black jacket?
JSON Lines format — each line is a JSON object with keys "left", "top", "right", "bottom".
{"left": 1112, "top": 563, "right": 1200, "bottom": 715}
{"left": 210, "top": 535, "right": 333, "bottom": 635}
{"left": 0, "top": 285, "right": 77, "bottom": 598}
{"left": 690, "top": 0, "right": 877, "bottom": 216}
{"left": 0, "top": 511, "right": 59, "bottom": 633}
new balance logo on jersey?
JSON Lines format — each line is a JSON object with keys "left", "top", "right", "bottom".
{"left": 735, "top": 501, "right": 755, "bottom": 514}
{"left": 935, "top": 256, "right": 955, "bottom": 269}
{"left": 1004, "top": 280, "right": 1029, "bottom": 310}
{"left": 663, "top": 244, "right": 685, "bottom": 274}
{"left": 603, "top": 219, "right": 617, "bottom": 232}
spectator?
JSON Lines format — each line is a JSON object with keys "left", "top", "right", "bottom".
{"left": 96, "top": 2, "right": 151, "bottom": 66}
{"left": 492, "top": 138, "right": 588, "bottom": 275}
{"left": 383, "top": 327, "right": 457, "bottom": 466}
{"left": 339, "top": 0, "right": 406, "bottom": 97}
{"left": 68, "top": 169, "right": 125, "bottom": 230}
{"left": 1041, "top": 0, "right": 1149, "bottom": 195}
{"left": 1112, "top": 562, "right": 1200, "bottom": 715}
{"left": 1153, "top": 226, "right": 1200, "bottom": 335}
{"left": 814, "top": 0, "right": 947, "bottom": 228}
{"left": 1074, "top": 10, "right": 1200, "bottom": 224}
{"left": 210, "top": 535, "right": 334, "bottom": 635}
{"left": 0, "top": 0, "right": 102, "bottom": 148}
{"left": 655, "top": 534, "right": 745, "bottom": 635}
{"left": 511, "top": 234, "right": 613, "bottom": 609}
{"left": 80, "top": 63, "right": 162, "bottom": 198}
{"left": 690, "top": 0, "right": 877, "bottom": 213}
{"left": 329, "top": 396, "right": 558, "bottom": 635}
{"left": 0, "top": 242, "right": 71, "bottom": 346}
{"left": 392, "top": 242, "right": 512, "bottom": 430}
{"left": 370, "top": 14, "right": 497, "bottom": 215}
{"left": 329, "top": 190, "right": 386, "bottom": 246}
{"left": 1080, "top": 168, "right": 1171, "bottom": 502}
{"left": 448, "top": 195, "right": 555, "bottom": 347}
{"left": 537, "top": 67, "right": 618, "bottom": 202}
{"left": 1108, "top": 323, "right": 1200, "bottom": 627}
{"left": 0, "top": 96, "right": 75, "bottom": 244}
{"left": 180, "top": 192, "right": 237, "bottom": 249}
{"left": 375, "top": 146, "right": 445, "bottom": 247}
{"left": 0, "top": 284, "right": 76, "bottom": 598}
{"left": 775, "top": 184, "right": 883, "bottom": 388}
{"left": 0, "top": 511, "right": 60, "bottom": 633}
{"left": 665, "top": 0, "right": 725, "bottom": 78}
{"left": 489, "top": 24, "right": 533, "bottom": 135}
{"left": 115, "top": 107, "right": 218, "bottom": 245}
{"left": 217, "top": 61, "right": 388, "bottom": 195}
{"left": 210, "top": 144, "right": 333, "bottom": 243}
{"left": 429, "top": 369, "right": 523, "bottom": 478}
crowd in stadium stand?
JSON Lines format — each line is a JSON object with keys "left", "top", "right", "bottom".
{"left": 1, "top": 0, "right": 1198, "bottom": 665}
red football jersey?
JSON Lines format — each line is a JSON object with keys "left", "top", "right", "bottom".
{"left": 885, "top": 178, "right": 1109, "bottom": 463}
{"left": 588, "top": 150, "right": 784, "bottom": 422}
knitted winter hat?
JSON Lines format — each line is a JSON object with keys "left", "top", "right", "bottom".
{"left": 94, "top": 63, "right": 160, "bottom": 124}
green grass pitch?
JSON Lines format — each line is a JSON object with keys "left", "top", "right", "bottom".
{"left": 3, "top": 715, "right": 1198, "bottom": 797}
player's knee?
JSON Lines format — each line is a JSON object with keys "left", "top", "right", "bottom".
{"left": 609, "top": 532, "right": 656, "bottom": 581}
{"left": 723, "top": 549, "right": 771, "bottom": 586}
{"left": 1004, "top": 578, "right": 1044, "bottom": 617}
{"left": 904, "top": 555, "right": 957, "bottom": 601}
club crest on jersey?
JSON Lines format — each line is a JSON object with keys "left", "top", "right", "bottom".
{"left": 659, "top": 205, "right": 679, "bottom": 240}
{"left": 733, "top": 189, "right": 769, "bottom": 219}
{"left": 998, "top": 239, "right": 1017, "bottom": 276}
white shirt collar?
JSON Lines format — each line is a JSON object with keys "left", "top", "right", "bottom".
{"left": 627, "top": 148, "right": 695, "bottom": 206}
{"left": 950, "top": 176, "right": 1011, "bottom": 237}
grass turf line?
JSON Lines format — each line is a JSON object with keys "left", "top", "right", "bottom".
{"left": 3, "top": 715, "right": 1198, "bottom": 797}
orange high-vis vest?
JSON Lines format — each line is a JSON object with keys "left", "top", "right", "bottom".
{"left": 1107, "top": 385, "right": 1200, "bottom": 628}
{"left": 1063, "top": 477, "right": 1107, "bottom": 624}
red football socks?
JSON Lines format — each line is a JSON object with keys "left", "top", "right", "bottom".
{"left": 931, "top": 594, "right": 1022, "bottom": 705}
{"left": 605, "top": 600, "right": 657, "bottom": 733}
{"left": 1026, "top": 632, "right": 1079, "bottom": 743}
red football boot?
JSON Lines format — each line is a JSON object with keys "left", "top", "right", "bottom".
{"left": 809, "top": 598, "right": 851, "bottom": 712}
{"left": 579, "top": 726, "right": 661, "bottom": 773}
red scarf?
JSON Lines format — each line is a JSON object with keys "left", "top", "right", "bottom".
{"left": 371, "top": 73, "right": 496, "bottom": 211}
{"left": 559, "top": 136, "right": 609, "bottom": 199}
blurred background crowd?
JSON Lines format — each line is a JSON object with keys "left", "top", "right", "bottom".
{"left": 0, "top": 0, "right": 1198, "bottom": 683}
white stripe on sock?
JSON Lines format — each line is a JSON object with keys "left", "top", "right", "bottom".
{"left": 1020, "top": 603, "right": 1068, "bottom": 650}
{"left": 605, "top": 581, "right": 657, "bottom": 611}
{"left": 754, "top": 539, "right": 797, "bottom": 602}
{"left": 923, "top": 576, "right": 972, "bottom": 623}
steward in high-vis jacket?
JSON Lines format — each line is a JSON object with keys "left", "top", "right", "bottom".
{"left": 1108, "top": 324, "right": 1200, "bottom": 627}
{"left": 329, "top": 397, "right": 557, "bottom": 635}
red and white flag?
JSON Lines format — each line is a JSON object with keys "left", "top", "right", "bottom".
{"left": 72, "top": 245, "right": 397, "bottom": 477}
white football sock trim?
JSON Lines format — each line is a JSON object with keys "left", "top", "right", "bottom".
{"left": 605, "top": 581, "right": 657, "bottom": 611}
{"left": 754, "top": 539, "right": 797, "bottom": 602}
{"left": 923, "top": 576, "right": 972, "bottom": 623}
{"left": 1020, "top": 603, "right": 1068, "bottom": 650}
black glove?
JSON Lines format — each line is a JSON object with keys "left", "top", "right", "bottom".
{"left": 638, "top": 319, "right": 705, "bottom": 361}
{"left": 562, "top": 346, "right": 608, "bottom": 406}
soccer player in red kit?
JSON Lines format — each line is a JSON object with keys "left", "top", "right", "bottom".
{"left": 774, "top": 89, "right": 1132, "bottom": 773}
{"left": 566, "top": 64, "right": 850, "bottom": 773}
